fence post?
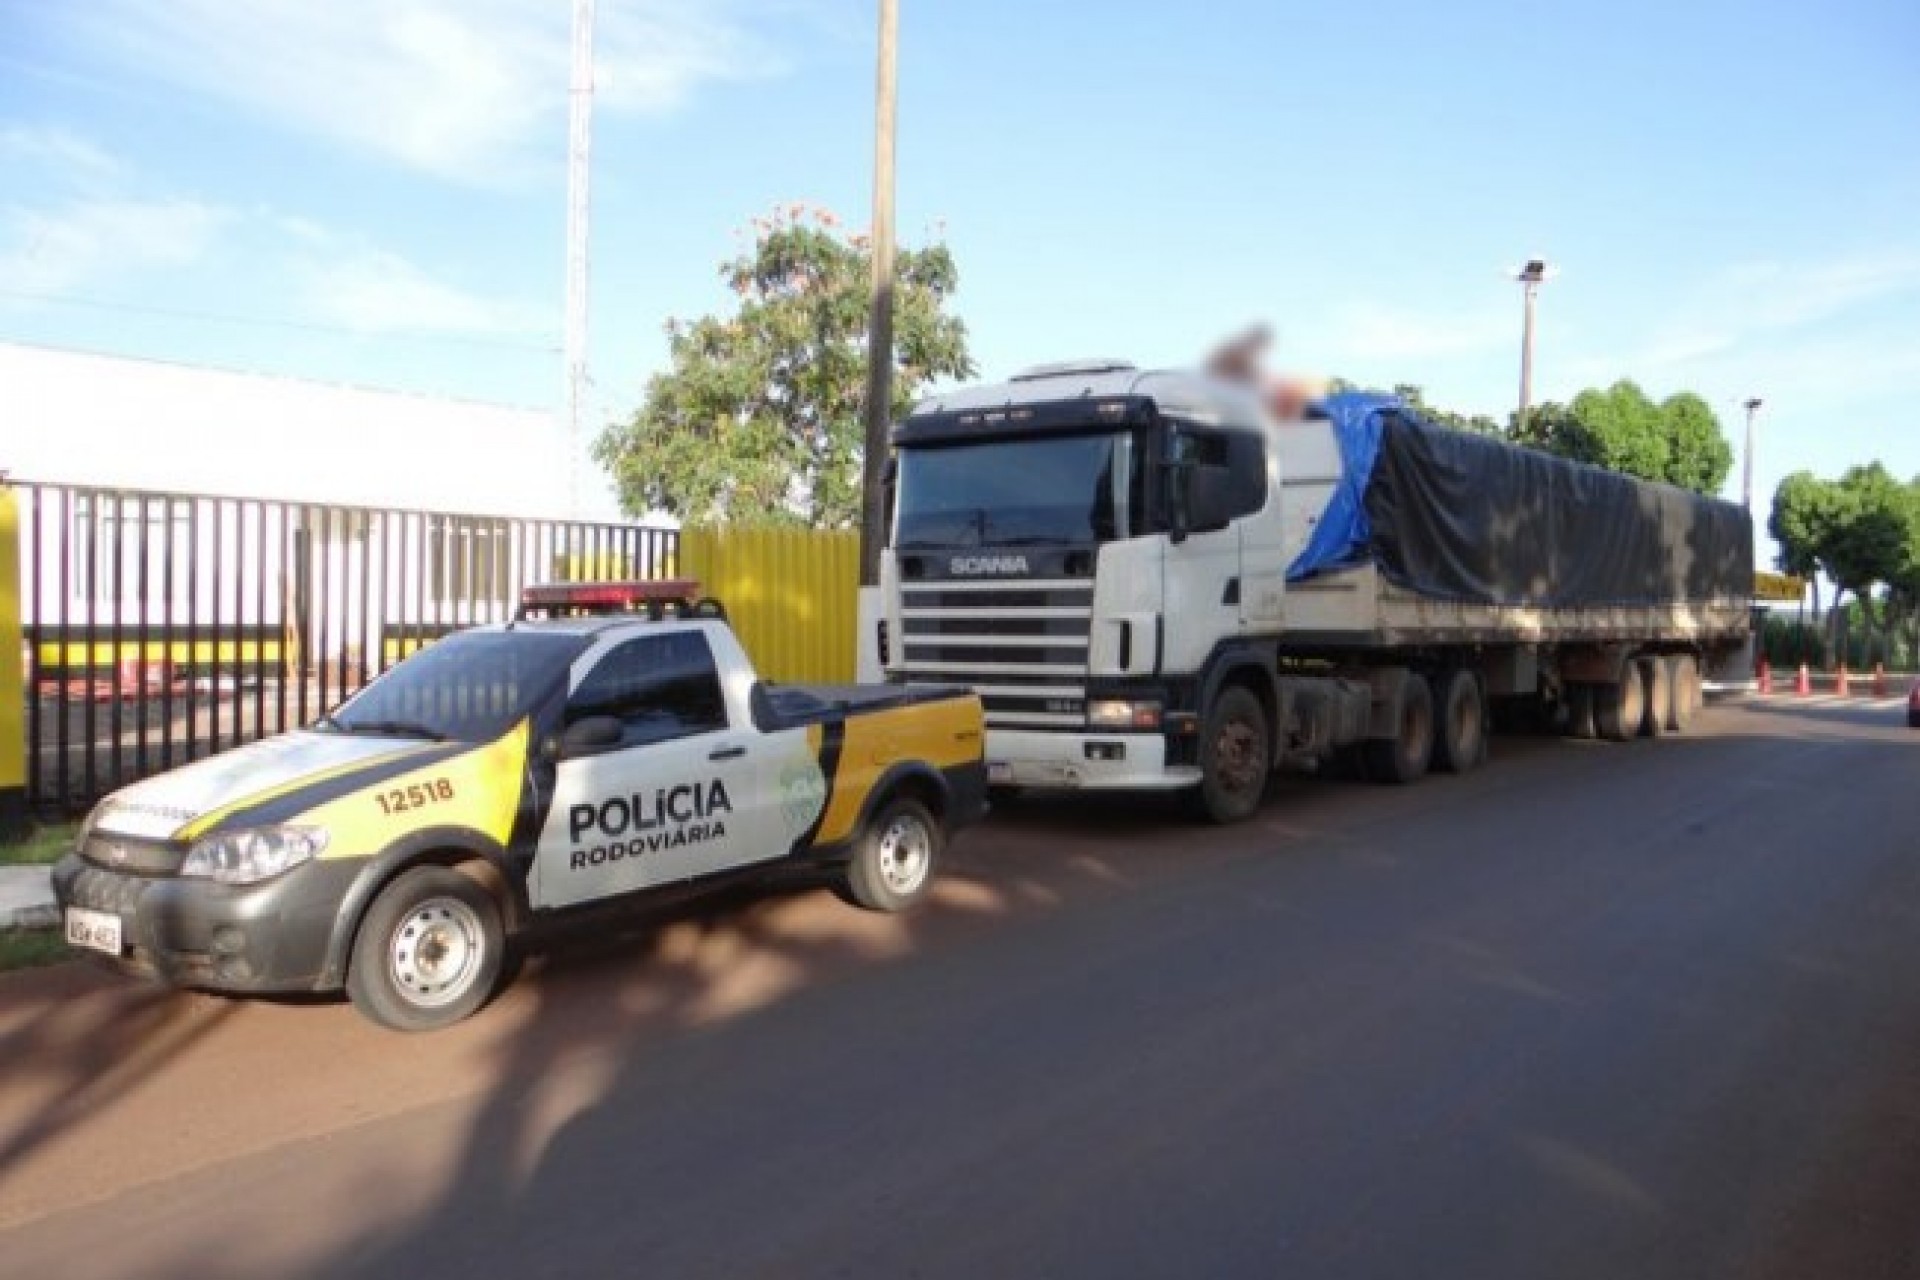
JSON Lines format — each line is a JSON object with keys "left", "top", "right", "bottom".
{"left": 0, "top": 483, "right": 28, "bottom": 837}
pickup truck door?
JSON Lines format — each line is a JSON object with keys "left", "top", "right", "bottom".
{"left": 530, "top": 631, "right": 776, "bottom": 911}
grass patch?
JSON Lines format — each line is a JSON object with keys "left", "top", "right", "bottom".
{"left": 0, "top": 822, "right": 78, "bottom": 866}
{"left": 0, "top": 929, "right": 72, "bottom": 972}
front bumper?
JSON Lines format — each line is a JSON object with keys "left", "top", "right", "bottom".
{"left": 983, "top": 729, "right": 1199, "bottom": 791}
{"left": 51, "top": 853, "right": 361, "bottom": 994}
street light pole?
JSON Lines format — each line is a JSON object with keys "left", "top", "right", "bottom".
{"left": 1742, "top": 397, "right": 1763, "bottom": 510}
{"left": 858, "top": 0, "right": 899, "bottom": 588}
{"left": 1512, "top": 258, "right": 1549, "bottom": 438}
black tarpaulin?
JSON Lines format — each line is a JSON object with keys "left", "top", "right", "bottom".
{"left": 1357, "top": 408, "right": 1753, "bottom": 609}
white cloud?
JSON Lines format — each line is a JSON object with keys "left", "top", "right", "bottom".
{"left": 54, "top": 0, "right": 784, "bottom": 184}
{"left": 0, "top": 125, "right": 121, "bottom": 183}
{"left": 0, "top": 198, "right": 230, "bottom": 295}
{"left": 294, "top": 245, "right": 552, "bottom": 337}
{"left": 1633, "top": 250, "right": 1920, "bottom": 374}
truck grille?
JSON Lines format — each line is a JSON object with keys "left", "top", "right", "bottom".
{"left": 894, "top": 579, "right": 1092, "bottom": 729}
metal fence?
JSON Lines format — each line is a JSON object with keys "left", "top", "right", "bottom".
{"left": 16, "top": 480, "right": 676, "bottom": 814}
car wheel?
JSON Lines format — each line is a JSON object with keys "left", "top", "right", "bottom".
{"left": 844, "top": 796, "right": 942, "bottom": 912}
{"left": 347, "top": 865, "right": 505, "bottom": 1033}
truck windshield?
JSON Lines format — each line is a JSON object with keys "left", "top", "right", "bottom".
{"left": 323, "top": 630, "right": 586, "bottom": 742}
{"left": 895, "top": 432, "right": 1136, "bottom": 548}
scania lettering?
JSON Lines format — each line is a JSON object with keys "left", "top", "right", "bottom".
{"left": 54, "top": 582, "right": 986, "bottom": 1031}
{"left": 949, "top": 555, "right": 1032, "bottom": 576}
{"left": 881, "top": 360, "right": 1752, "bottom": 823}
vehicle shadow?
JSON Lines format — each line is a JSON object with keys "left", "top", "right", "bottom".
{"left": 0, "top": 969, "right": 239, "bottom": 1205}
{"left": 11, "top": 699, "right": 1881, "bottom": 1277}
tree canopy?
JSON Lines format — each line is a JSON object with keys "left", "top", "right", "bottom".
{"left": 1768, "top": 465, "right": 1920, "bottom": 656}
{"left": 1509, "top": 381, "right": 1732, "bottom": 494}
{"left": 594, "top": 206, "right": 975, "bottom": 527}
{"left": 1348, "top": 377, "right": 1734, "bottom": 496}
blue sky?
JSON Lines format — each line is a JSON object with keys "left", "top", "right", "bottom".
{"left": 3, "top": 0, "right": 1917, "bottom": 526}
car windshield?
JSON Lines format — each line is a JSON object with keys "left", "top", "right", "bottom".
{"left": 894, "top": 431, "right": 1136, "bottom": 548}
{"left": 323, "top": 630, "right": 586, "bottom": 743}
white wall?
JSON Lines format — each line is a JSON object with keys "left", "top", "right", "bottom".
{"left": 0, "top": 341, "right": 591, "bottom": 518}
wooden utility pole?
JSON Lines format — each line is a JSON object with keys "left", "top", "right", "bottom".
{"left": 858, "top": 0, "right": 899, "bottom": 587}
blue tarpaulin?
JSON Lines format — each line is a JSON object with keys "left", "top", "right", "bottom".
{"left": 1284, "top": 391, "right": 1397, "bottom": 582}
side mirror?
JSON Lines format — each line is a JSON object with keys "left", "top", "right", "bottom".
{"left": 1187, "top": 464, "right": 1239, "bottom": 532}
{"left": 1165, "top": 448, "right": 1193, "bottom": 545}
{"left": 560, "top": 714, "right": 623, "bottom": 757}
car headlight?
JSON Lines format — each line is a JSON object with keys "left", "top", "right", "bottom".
{"left": 182, "top": 826, "right": 329, "bottom": 884}
{"left": 1088, "top": 699, "right": 1162, "bottom": 730}
{"left": 76, "top": 802, "right": 105, "bottom": 846}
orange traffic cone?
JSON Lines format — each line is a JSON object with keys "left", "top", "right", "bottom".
{"left": 1836, "top": 664, "right": 1851, "bottom": 697}
{"left": 1795, "top": 663, "right": 1812, "bottom": 695}
{"left": 1757, "top": 657, "right": 1773, "bottom": 694}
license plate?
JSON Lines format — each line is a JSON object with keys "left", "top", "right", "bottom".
{"left": 65, "top": 907, "right": 123, "bottom": 956}
{"left": 988, "top": 762, "right": 1014, "bottom": 785}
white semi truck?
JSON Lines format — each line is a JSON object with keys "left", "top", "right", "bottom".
{"left": 879, "top": 360, "right": 1753, "bottom": 823}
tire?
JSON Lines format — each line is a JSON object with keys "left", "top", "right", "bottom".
{"left": 1564, "top": 683, "right": 1597, "bottom": 739}
{"left": 1641, "top": 657, "right": 1672, "bottom": 738}
{"left": 1434, "top": 669, "right": 1486, "bottom": 773}
{"left": 346, "top": 865, "right": 505, "bottom": 1033}
{"left": 844, "top": 795, "right": 942, "bottom": 912}
{"left": 1665, "top": 656, "right": 1698, "bottom": 731}
{"left": 1192, "top": 685, "right": 1271, "bottom": 823}
{"left": 1364, "top": 673, "right": 1434, "bottom": 785}
{"left": 1593, "top": 661, "right": 1646, "bottom": 743}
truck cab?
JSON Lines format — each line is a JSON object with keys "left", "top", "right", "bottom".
{"left": 882, "top": 360, "right": 1303, "bottom": 803}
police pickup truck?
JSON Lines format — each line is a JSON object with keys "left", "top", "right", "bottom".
{"left": 53, "top": 581, "right": 986, "bottom": 1030}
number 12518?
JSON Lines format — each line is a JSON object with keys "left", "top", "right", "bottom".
{"left": 377, "top": 779, "right": 455, "bottom": 815}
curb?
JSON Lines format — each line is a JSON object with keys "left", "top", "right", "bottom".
{"left": 0, "top": 868, "right": 59, "bottom": 931}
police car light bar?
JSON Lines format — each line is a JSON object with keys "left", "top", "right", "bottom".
{"left": 518, "top": 578, "right": 704, "bottom": 618}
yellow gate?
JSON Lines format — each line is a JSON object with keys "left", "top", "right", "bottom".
{"left": 679, "top": 526, "right": 859, "bottom": 683}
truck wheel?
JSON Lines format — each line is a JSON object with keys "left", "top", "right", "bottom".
{"left": 1434, "top": 669, "right": 1486, "bottom": 773}
{"left": 1666, "top": 656, "right": 1698, "bottom": 731}
{"left": 347, "top": 865, "right": 505, "bottom": 1033}
{"left": 1193, "top": 686, "right": 1271, "bottom": 823}
{"left": 1564, "top": 683, "right": 1597, "bottom": 739}
{"left": 844, "top": 796, "right": 942, "bottom": 912}
{"left": 1641, "top": 657, "right": 1673, "bottom": 738}
{"left": 1593, "top": 662, "right": 1646, "bottom": 743}
{"left": 1364, "top": 674, "right": 1433, "bottom": 784}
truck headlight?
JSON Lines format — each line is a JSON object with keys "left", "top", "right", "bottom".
{"left": 182, "top": 826, "right": 329, "bottom": 885}
{"left": 1088, "top": 699, "right": 1162, "bottom": 730}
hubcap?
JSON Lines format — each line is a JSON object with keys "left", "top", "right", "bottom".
{"left": 1215, "top": 718, "right": 1264, "bottom": 793}
{"left": 389, "top": 897, "right": 485, "bottom": 1008}
{"left": 876, "top": 814, "right": 932, "bottom": 895}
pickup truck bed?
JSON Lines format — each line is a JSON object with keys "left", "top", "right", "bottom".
{"left": 755, "top": 682, "right": 973, "bottom": 731}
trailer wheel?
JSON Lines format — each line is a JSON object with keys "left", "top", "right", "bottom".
{"left": 1193, "top": 685, "right": 1270, "bottom": 823}
{"left": 1365, "top": 673, "right": 1434, "bottom": 784}
{"left": 1593, "top": 662, "right": 1646, "bottom": 743}
{"left": 1434, "top": 669, "right": 1486, "bottom": 773}
{"left": 1641, "top": 657, "right": 1673, "bottom": 738}
{"left": 1564, "top": 683, "right": 1597, "bottom": 739}
{"left": 347, "top": 865, "right": 505, "bottom": 1033}
{"left": 1665, "top": 656, "right": 1699, "bottom": 731}
{"left": 844, "top": 795, "right": 942, "bottom": 912}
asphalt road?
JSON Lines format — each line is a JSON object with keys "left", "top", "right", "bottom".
{"left": 2, "top": 695, "right": 1917, "bottom": 1279}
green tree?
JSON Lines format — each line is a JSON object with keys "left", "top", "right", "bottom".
{"left": 1769, "top": 470, "right": 1839, "bottom": 616}
{"left": 1823, "top": 464, "right": 1915, "bottom": 642}
{"left": 594, "top": 206, "right": 975, "bottom": 527}
{"left": 1656, "top": 391, "right": 1735, "bottom": 495}
{"left": 1768, "top": 466, "right": 1920, "bottom": 660}
{"left": 1511, "top": 380, "right": 1731, "bottom": 494}
{"left": 1389, "top": 383, "right": 1502, "bottom": 436}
